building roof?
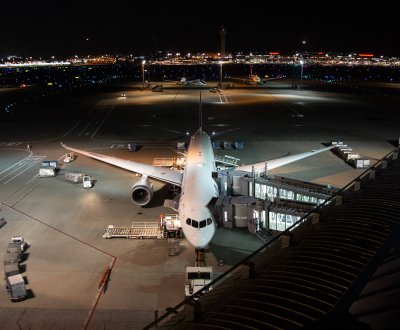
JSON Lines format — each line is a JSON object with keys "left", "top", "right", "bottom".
{"left": 148, "top": 147, "right": 400, "bottom": 329}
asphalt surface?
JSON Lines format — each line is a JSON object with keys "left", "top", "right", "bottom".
{"left": 0, "top": 79, "right": 398, "bottom": 329}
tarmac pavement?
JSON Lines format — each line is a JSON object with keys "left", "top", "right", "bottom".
{"left": 0, "top": 80, "right": 398, "bottom": 329}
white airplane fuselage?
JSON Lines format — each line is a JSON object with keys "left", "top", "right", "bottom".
{"left": 179, "top": 130, "right": 218, "bottom": 249}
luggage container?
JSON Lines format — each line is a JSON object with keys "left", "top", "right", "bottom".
{"left": 65, "top": 171, "right": 84, "bottom": 183}
{"left": 39, "top": 167, "right": 56, "bottom": 177}
{"left": 4, "top": 262, "right": 20, "bottom": 277}
{"left": 42, "top": 160, "right": 58, "bottom": 168}
{"left": 5, "top": 274, "right": 27, "bottom": 301}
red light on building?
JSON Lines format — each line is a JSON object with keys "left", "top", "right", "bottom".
{"left": 269, "top": 52, "right": 279, "bottom": 55}
{"left": 317, "top": 52, "right": 324, "bottom": 55}
{"left": 358, "top": 54, "right": 374, "bottom": 57}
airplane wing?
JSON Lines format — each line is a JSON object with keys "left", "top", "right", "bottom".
{"left": 60, "top": 143, "right": 183, "bottom": 186}
{"left": 235, "top": 145, "right": 333, "bottom": 173}
{"left": 186, "top": 79, "right": 207, "bottom": 86}
{"left": 229, "top": 77, "right": 248, "bottom": 83}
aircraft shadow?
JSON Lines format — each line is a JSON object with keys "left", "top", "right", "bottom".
{"left": 143, "top": 184, "right": 177, "bottom": 208}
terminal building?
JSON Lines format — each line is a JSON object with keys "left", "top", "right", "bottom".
{"left": 145, "top": 145, "right": 400, "bottom": 330}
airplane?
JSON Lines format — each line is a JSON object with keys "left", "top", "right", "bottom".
{"left": 228, "top": 65, "right": 277, "bottom": 85}
{"left": 61, "top": 95, "right": 332, "bottom": 251}
{"left": 163, "top": 75, "right": 207, "bottom": 86}
{"left": 178, "top": 77, "right": 207, "bottom": 86}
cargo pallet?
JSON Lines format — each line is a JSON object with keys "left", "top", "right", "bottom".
{"left": 102, "top": 222, "right": 164, "bottom": 239}
{"left": 102, "top": 215, "right": 182, "bottom": 240}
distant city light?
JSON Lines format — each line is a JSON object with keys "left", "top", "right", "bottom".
{"left": 0, "top": 61, "right": 70, "bottom": 67}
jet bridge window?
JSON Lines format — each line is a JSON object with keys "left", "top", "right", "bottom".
{"left": 192, "top": 220, "right": 199, "bottom": 228}
{"left": 199, "top": 220, "right": 206, "bottom": 228}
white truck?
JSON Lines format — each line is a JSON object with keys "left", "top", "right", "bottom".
{"left": 5, "top": 274, "right": 27, "bottom": 301}
{"left": 184, "top": 266, "right": 213, "bottom": 298}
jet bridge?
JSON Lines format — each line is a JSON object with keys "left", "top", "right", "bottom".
{"left": 213, "top": 170, "right": 338, "bottom": 242}
{"left": 214, "top": 155, "right": 240, "bottom": 167}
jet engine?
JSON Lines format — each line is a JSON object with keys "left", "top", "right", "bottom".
{"left": 131, "top": 176, "right": 153, "bottom": 206}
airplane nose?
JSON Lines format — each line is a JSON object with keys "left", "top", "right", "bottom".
{"left": 187, "top": 227, "right": 215, "bottom": 249}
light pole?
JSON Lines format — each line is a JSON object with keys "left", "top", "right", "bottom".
{"left": 299, "top": 40, "right": 306, "bottom": 90}
{"left": 218, "top": 61, "right": 222, "bottom": 89}
{"left": 141, "top": 60, "right": 146, "bottom": 90}
{"left": 299, "top": 59, "right": 304, "bottom": 90}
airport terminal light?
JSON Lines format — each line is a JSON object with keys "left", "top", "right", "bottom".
{"left": 141, "top": 60, "right": 146, "bottom": 90}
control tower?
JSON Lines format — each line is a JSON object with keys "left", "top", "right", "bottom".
{"left": 219, "top": 25, "right": 227, "bottom": 59}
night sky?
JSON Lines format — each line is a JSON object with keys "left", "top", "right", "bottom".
{"left": 1, "top": 1, "right": 398, "bottom": 57}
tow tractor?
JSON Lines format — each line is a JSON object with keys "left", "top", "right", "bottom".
{"left": 11, "top": 236, "right": 27, "bottom": 252}
{"left": 83, "top": 175, "right": 92, "bottom": 188}
{"left": 184, "top": 264, "right": 213, "bottom": 298}
{"left": 184, "top": 248, "right": 213, "bottom": 298}
{"left": 63, "top": 153, "right": 76, "bottom": 163}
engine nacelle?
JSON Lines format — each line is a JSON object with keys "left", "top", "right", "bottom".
{"left": 131, "top": 176, "right": 153, "bottom": 206}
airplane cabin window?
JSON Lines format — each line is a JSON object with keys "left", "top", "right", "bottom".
{"left": 186, "top": 218, "right": 191, "bottom": 225}
{"left": 200, "top": 220, "right": 206, "bottom": 228}
{"left": 192, "top": 220, "right": 199, "bottom": 228}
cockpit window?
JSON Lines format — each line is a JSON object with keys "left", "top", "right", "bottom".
{"left": 188, "top": 218, "right": 212, "bottom": 229}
